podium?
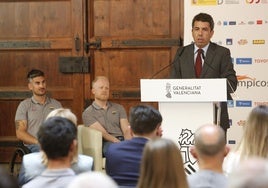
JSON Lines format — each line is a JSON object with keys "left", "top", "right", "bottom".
{"left": 140, "top": 78, "right": 227, "bottom": 174}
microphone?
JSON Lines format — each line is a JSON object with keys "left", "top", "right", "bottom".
{"left": 201, "top": 52, "right": 238, "bottom": 99}
{"left": 150, "top": 47, "right": 185, "bottom": 79}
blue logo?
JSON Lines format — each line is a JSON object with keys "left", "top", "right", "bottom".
{"left": 236, "top": 58, "right": 252, "bottom": 64}
{"left": 236, "top": 100, "right": 252, "bottom": 107}
{"left": 228, "top": 140, "right": 236, "bottom": 145}
{"left": 226, "top": 38, "right": 233, "bottom": 45}
{"left": 229, "top": 21, "right": 236, "bottom": 25}
{"left": 228, "top": 100, "right": 234, "bottom": 107}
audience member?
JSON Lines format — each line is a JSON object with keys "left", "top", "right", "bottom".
{"left": 137, "top": 138, "right": 188, "bottom": 188}
{"left": 15, "top": 69, "right": 62, "bottom": 152}
{"left": 82, "top": 76, "right": 132, "bottom": 156}
{"left": 188, "top": 124, "right": 229, "bottom": 188}
{"left": 105, "top": 104, "right": 163, "bottom": 187}
{"left": 0, "top": 167, "right": 19, "bottom": 188}
{"left": 228, "top": 157, "right": 268, "bottom": 188}
{"left": 67, "top": 171, "right": 118, "bottom": 188}
{"left": 18, "top": 108, "right": 93, "bottom": 186}
{"left": 223, "top": 105, "right": 268, "bottom": 176}
{"left": 22, "top": 116, "right": 78, "bottom": 188}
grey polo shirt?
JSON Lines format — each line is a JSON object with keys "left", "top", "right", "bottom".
{"left": 82, "top": 101, "right": 127, "bottom": 137}
{"left": 22, "top": 168, "right": 75, "bottom": 188}
{"left": 187, "top": 170, "right": 227, "bottom": 188}
{"left": 15, "top": 96, "right": 62, "bottom": 139}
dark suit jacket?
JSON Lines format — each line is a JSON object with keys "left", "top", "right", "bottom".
{"left": 105, "top": 137, "right": 148, "bottom": 186}
{"left": 170, "top": 42, "right": 238, "bottom": 130}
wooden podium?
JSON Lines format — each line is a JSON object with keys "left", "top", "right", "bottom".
{"left": 140, "top": 78, "right": 227, "bottom": 174}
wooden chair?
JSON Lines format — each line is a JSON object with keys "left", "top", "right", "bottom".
{"left": 77, "top": 125, "right": 105, "bottom": 171}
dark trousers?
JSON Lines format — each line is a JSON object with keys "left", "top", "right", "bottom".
{"left": 103, "top": 136, "right": 124, "bottom": 157}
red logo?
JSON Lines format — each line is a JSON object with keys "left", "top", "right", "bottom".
{"left": 256, "top": 20, "right": 263, "bottom": 24}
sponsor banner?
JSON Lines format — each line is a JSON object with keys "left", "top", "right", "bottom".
{"left": 175, "top": 0, "right": 268, "bottom": 173}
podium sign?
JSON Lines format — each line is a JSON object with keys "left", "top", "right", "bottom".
{"left": 140, "top": 78, "right": 227, "bottom": 102}
{"left": 140, "top": 78, "right": 227, "bottom": 174}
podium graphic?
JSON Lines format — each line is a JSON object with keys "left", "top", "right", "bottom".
{"left": 140, "top": 78, "right": 227, "bottom": 174}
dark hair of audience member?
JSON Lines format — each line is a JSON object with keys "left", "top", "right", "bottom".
{"left": 37, "top": 116, "right": 77, "bottom": 159}
{"left": 129, "top": 104, "right": 162, "bottom": 135}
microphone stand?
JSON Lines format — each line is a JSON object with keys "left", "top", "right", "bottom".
{"left": 150, "top": 47, "right": 184, "bottom": 79}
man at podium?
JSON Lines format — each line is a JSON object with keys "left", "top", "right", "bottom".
{"left": 170, "top": 13, "right": 237, "bottom": 135}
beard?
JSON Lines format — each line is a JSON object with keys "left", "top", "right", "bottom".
{"left": 33, "top": 89, "right": 46, "bottom": 96}
{"left": 95, "top": 93, "right": 109, "bottom": 101}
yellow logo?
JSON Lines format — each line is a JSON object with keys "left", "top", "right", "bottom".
{"left": 253, "top": 40, "right": 265, "bottom": 44}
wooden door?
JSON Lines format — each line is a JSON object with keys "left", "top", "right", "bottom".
{"left": 85, "top": 0, "right": 184, "bottom": 113}
{"left": 0, "top": 0, "right": 84, "bottom": 163}
{"left": 0, "top": 0, "right": 184, "bottom": 164}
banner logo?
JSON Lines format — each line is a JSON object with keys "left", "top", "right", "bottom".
{"left": 237, "top": 75, "right": 268, "bottom": 89}
{"left": 165, "top": 82, "right": 172, "bottom": 98}
{"left": 253, "top": 40, "right": 265, "bottom": 44}
{"left": 236, "top": 58, "right": 252, "bottom": 64}
{"left": 178, "top": 129, "right": 196, "bottom": 175}
{"left": 246, "top": 0, "right": 261, "bottom": 4}
{"left": 236, "top": 100, "right": 252, "bottom": 107}
{"left": 238, "top": 39, "right": 248, "bottom": 45}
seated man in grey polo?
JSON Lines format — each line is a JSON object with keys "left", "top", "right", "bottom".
{"left": 15, "top": 69, "right": 62, "bottom": 152}
{"left": 82, "top": 76, "right": 132, "bottom": 156}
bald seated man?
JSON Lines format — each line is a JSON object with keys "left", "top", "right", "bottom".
{"left": 188, "top": 124, "right": 230, "bottom": 188}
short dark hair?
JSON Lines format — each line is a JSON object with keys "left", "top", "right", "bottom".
{"left": 27, "top": 69, "right": 44, "bottom": 81}
{"left": 192, "top": 13, "right": 214, "bottom": 31}
{"left": 129, "top": 105, "right": 162, "bottom": 134}
{"left": 37, "top": 116, "right": 77, "bottom": 159}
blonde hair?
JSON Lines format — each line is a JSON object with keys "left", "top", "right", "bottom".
{"left": 238, "top": 105, "right": 268, "bottom": 160}
{"left": 46, "top": 108, "right": 77, "bottom": 125}
{"left": 42, "top": 108, "right": 78, "bottom": 165}
{"left": 137, "top": 138, "right": 188, "bottom": 188}
{"left": 92, "top": 76, "right": 109, "bottom": 88}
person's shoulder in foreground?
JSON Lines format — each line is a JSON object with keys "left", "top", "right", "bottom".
{"left": 188, "top": 170, "right": 227, "bottom": 188}
{"left": 18, "top": 152, "right": 45, "bottom": 185}
{"left": 228, "top": 157, "right": 268, "bottom": 188}
{"left": 73, "top": 154, "right": 94, "bottom": 172}
{"left": 67, "top": 171, "right": 118, "bottom": 188}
